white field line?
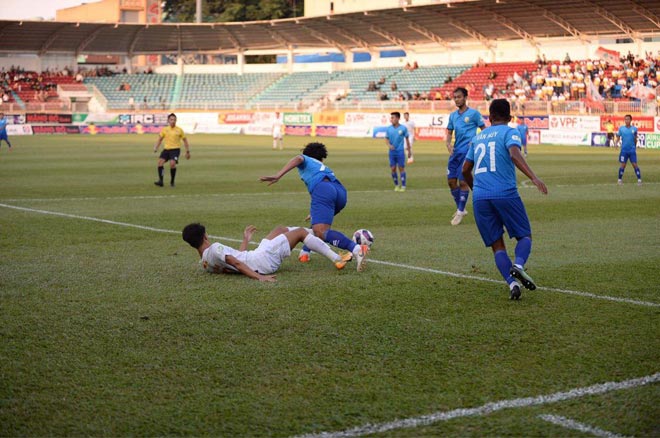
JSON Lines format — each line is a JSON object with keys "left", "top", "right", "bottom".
{"left": 538, "top": 414, "right": 627, "bottom": 438}
{"left": 294, "top": 373, "right": 660, "bottom": 438}
{"left": 1, "top": 202, "right": 658, "bottom": 308}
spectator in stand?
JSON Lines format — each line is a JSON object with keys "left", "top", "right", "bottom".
{"left": 391, "top": 81, "right": 398, "bottom": 92}
{"left": 564, "top": 53, "right": 572, "bottom": 65}
{"left": 412, "top": 61, "right": 419, "bottom": 70}
{"left": 378, "top": 76, "right": 386, "bottom": 85}
{"left": 488, "top": 69, "right": 497, "bottom": 80}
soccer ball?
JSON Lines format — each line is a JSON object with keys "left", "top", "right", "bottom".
{"left": 352, "top": 229, "right": 374, "bottom": 248}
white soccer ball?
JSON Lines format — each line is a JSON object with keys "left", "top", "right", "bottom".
{"left": 352, "top": 229, "right": 374, "bottom": 248}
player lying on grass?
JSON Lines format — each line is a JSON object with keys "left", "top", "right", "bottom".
{"left": 182, "top": 223, "right": 353, "bottom": 282}
{"left": 462, "top": 99, "right": 547, "bottom": 300}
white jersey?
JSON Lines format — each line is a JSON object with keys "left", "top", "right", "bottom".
{"left": 201, "top": 235, "right": 291, "bottom": 275}
{"left": 272, "top": 117, "right": 284, "bottom": 138}
{"left": 403, "top": 119, "right": 415, "bottom": 144}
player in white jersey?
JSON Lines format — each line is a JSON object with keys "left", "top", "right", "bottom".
{"left": 272, "top": 111, "right": 284, "bottom": 150}
{"left": 182, "top": 223, "right": 353, "bottom": 282}
{"left": 402, "top": 112, "right": 415, "bottom": 163}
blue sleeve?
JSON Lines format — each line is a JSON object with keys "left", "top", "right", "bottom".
{"left": 447, "top": 113, "right": 454, "bottom": 131}
{"left": 476, "top": 112, "right": 485, "bottom": 128}
{"left": 465, "top": 141, "right": 475, "bottom": 162}
{"left": 506, "top": 128, "right": 522, "bottom": 149}
{"left": 617, "top": 127, "right": 623, "bottom": 136}
{"left": 403, "top": 126, "right": 409, "bottom": 138}
{"left": 297, "top": 154, "right": 307, "bottom": 169}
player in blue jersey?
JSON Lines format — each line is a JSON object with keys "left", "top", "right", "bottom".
{"left": 615, "top": 115, "right": 642, "bottom": 186}
{"left": 462, "top": 99, "right": 547, "bottom": 300}
{"left": 260, "top": 142, "right": 369, "bottom": 271}
{"left": 516, "top": 117, "right": 529, "bottom": 157}
{"left": 446, "top": 87, "right": 485, "bottom": 225}
{"left": 0, "top": 112, "right": 13, "bottom": 153}
{"left": 385, "top": 112, "right": 411, "bottom": 192}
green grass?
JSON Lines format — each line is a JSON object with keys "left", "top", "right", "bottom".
{"left": 1, "top": 134, "right": 659, "bottom": 436}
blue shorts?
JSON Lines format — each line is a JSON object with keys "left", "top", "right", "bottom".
{"left": 310, "top": 180, "right": 347, "bottom": 226}
{"left": 0, "top": 131, "right": 8, "bottom": 142}
{"left": 473, "top": 197, "right": 532, "bottom": 247}
{"left": 447, "top": 150, "right": 467, "bottom": 180}
{"left": 619, "top": 150, "right": 637, "bottom": 164}
{"left": 389, "top": 150, "right": 406, "bottom": 168}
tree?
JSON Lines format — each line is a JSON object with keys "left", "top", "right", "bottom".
{"left": 163, "top": 0, "right": 303, "bottom": 23}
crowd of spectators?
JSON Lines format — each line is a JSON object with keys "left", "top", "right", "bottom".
{"left": 476, "top": 51, "right": 659, "bottom": 104}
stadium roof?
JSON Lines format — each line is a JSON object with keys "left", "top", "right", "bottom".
{"left": 0, "top": 0, "right": 659, "bottom": 56}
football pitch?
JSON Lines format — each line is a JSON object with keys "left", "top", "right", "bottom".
{"left": 1, "top": 134, "right": 658, "bottom": 436}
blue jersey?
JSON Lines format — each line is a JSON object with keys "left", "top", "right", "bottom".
{"left": 617, "top": 125, "right": 637, "bottom": 152}
{"left": 447, "top": 108, "right": 485, "bottom": 153}
{"left": 466, "top": 125, "right": 522, "bottom": 201}
{"left": 0, "top": 118, "right": 7, "bottom": 133}
{"left": 517, "top": 124, "right": 529, "bottom": 140}
{"left": 297, "top": 154, "right": 339, "bottom": 194}
{"left": 386, "top": 124, "right": 409, "bottom": 151}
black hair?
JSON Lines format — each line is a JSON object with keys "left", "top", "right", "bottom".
{"left": 624, "top": 114, "right": 632, "bottom": 120}
{"left": 182, "top": 223, "right": 206, "bottom": 249}
{"left": 453, "top": 87, "right": 468, "bottom": 97}
{"left": 489, "top": 99, "right": 512, "bottom": 122}
{"left": 302, "top": 142, "right": 328, "bottom": 161}
{"left": 391, "top": 111, "right": 401, "bottom": 118}
{"left": 167, "top": 113, "right": 177, "bottom": 119}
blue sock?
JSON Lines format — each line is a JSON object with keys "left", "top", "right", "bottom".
{"left": 635, "top": 167, "right": 641, "bottom": 180}
{"left": 400, "top": 171, "right": 406, "bottom": 187}
{"left": 494, "top": 250, "right": 515, "bottom": 284}
{"left": 450, "top": 188, "right": 460, "bottom": 208}
{"left": 324, "top": 229, "right": 357, "bottom": 252}
{"left": 391, "top": 172, "right": 398, "bottom": 186}
{"left": 457, "top": 190, "right": 469, "bottom": 212}
{"left": 514, "top": 237, "right": 532, "bottom": 267}
{"left": 618, "top": 167, "right": 624, "bottom": 179}
{"left": 301, "top": 245, "right": 311, "bottom": 253}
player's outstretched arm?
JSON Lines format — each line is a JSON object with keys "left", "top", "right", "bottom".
{"left": 510, "top": 147, "right": 548, "bottom": 194}
{"left": 225, "top": 254, "right": 277, "bottom": 282}
{"left": 259, "top": 155, "right": 304, "bottom": 185}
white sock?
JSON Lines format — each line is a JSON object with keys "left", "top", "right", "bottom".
{"left": 509, "top": 281, "right": 520, "bottom": 290}
{"left": 514, "top": 263, "right": 523, "bottom": 270}
{"left": 303, "top": 234, "right": 340, "bottom": 262}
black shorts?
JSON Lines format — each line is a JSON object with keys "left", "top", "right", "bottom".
{"left": 607, "top": 133, "right": 614, "bottom": 140}
{"left": 159, "top": 148, "right": 180, "bottom": 162}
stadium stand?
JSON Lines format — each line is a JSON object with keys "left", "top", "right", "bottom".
{"left": 179, "top": 73, "right": 282, "bottom": 109}
{"left": 84, "top": 74, "right": 177, "bottom": 110}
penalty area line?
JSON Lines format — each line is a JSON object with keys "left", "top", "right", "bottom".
{"left": 537, "top": 414, "right": 626, "bottom": 438}
{"left": 294, "top": 372, "right": 659, "bottom": 438}
{"left": 1, "top": 202, "right": 658, "bottom": 308}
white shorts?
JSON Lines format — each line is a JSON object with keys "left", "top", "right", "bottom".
{"left": 246, "top": 234, "right": 291, "bottom": 274}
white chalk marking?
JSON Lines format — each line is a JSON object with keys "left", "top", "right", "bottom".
{"left": 294, "top": 373, "right": 659, "bottom": 438}
{"left": 538, "top": 414, "right": 627, "bottom": 438}
{"left": 1, "top": 202, "right": 658, "bottom": 308}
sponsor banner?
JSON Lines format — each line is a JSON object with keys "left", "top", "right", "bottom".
{"left": 72, "top": 113, "right": 88, "bottom": 124}
{"left": 5, "top": 114, "right": 26, "bottom": 125}
{"left": 243, "top": 124, "right": 273, "bottom": 136}
{"left": 520, "top": 116, "right": 549, "bottom": 130}
{"left": 337, "top": 125, "right": 372, "bottom": 138}
{"left": 127, "top": 124, "right": 166, "bottom": 134}
{"left": 32, "top": 125, "right": 80, "bottom": 135}
{"left": 315, "top": 125, "right": 338, "bottom": 137}
{"left": 313, "top": 112, "right": 345, "bottom": 126}
{"left": 645, "top": 133, "right": 660, "bottom": 149}
{"left": 81, "top": 124, "right": 128, "bottom": 134}
{"left": 283, "top": 112, "right": 312, "bottom": 126}
{"left": 549, "top": 115, "right": 601, "bottom": 131}
{"left": 655, "top": 117, "right": 660, "bottom": 133}
{"left": 219, "top": 112, "right": 254, "bottom": 124}
{"left": 601, "top": 115, "right": 655, "bottom": 133}
{"left": 638, "top": 133, "right": 646, "bottom": 148}
{"left": 528, "top": 130, "right": 541, "bottom": 145}
{"left": 197, "top": 125, "right": 242, "bottom": 134}
{"left": 345, "top": 112, "right": 390, "bottom": 126}
{"left": 26, "top": 113, "right": 73, "bottom": 124}
{"left": 591, "top": 132, "right": 609, "bottom": 147}
{"left": 7, "top": 124, "right": 33, "bottom": 135}
{"left": 540, "top": 130, "right": 591, "bottom": 145}
{"left": 118, "top": 113, "right": 169, "bottom": 125}
{"left": 410, "top": 113, "right": 450, "bottom": 128}
{"left": 84, "top": 113, "right": 120, "bottom": 125}
{"left": 416, "top": 126, "right": 447, "bottom": 141}
{"left": 285, "top": 125, "right": 312, "bottom": 136}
